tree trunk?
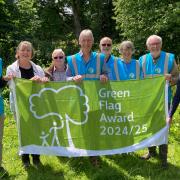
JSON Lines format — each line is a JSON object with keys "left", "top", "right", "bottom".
{"left": 71, "top": 0, "right": 81, "bottom": 39}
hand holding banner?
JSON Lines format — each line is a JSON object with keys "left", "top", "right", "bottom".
{"left": 12, "top": 77, "right": 168, "bottom": 156}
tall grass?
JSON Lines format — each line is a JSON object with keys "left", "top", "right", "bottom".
{"left": 1, "top": 103, "right": 180, "bottom": 180}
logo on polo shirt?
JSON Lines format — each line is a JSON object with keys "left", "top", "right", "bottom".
{"left": 88, "top": 67, "right": 94, "bottom": 74}
{"left": 155, "top": 68, "right": 161, "bottom": 74}
{"left": 129, "top": 73, "right": 135, "bottom": 79}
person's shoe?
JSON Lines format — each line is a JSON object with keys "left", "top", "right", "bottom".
{"left": 141, "top": 152, "right": 157, "bottom": 160}
{"left": 0, "top": 166, "right": 9, "bottom": 178}
{"left": 33, "top": 157, "right": 42, "bottom": 168}
{"left": 22, "top": 154, "right": 30, "bottom": 169}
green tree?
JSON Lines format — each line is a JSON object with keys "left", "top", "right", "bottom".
{"left": 30, "top": 0, "right": 118, "bottom": 65}
{"left": 86, "top": 0, "right": 118, "bottom": 41}
{"left": 113, "top": 0, "right": 180, "bottom": 60}
{"left": 1, "top": 0, "right": 118, "bottom": 67}
{"left": 0, "top": 0, "right": 41, "bottom": 66}
{"left": 0, "top": 0, "right": 18, "bottom": 65}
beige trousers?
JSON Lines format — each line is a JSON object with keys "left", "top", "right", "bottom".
{"left": 0, "top": 115, "right": 5, "bottom": 166}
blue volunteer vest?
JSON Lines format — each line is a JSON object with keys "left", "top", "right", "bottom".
{"left": 111, "top": 58, "right": 140, "bottom": 80}
{"left": 139, "top": 51, "right": 174, "bottom": 77}
{"left": 106, "top": 55, "right": 120, "bottom": 80}
{"left": 0, "top": 58, "right": 4, "bottom": 115}
{"left": 67, "top": 52, "right": 105, "bottom": 80}
{"left": 139, "top": 51, "right": 175, "bottom": 102}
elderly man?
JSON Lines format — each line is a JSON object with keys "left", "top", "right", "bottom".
{"left": 99, "top": 38, "right": 140, "bottom": 80}
{"left": 66, "top": 29, "right": 108, "bottom": 83}
{"left": 139, "top": 35, "right": 179, "bottom": 168}
{"left": 66, "top": 29, "right": 108, "bottom": 166}
{"left": 99, "top": 37, "right": 118, "bottom": 80}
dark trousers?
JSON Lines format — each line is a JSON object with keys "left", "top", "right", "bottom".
{"left": 148, "top": 144, "right": 167, "bottom": 163}
{"left": 21, "top": 154, "right": 40, "bottom": 163}
{"left": 148, "top": 103, "right": 170, "bottom": 163}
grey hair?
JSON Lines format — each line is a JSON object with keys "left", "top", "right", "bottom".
{"left": 52, "top": 48, "right": 65, "bottom": 58}
{"left": 79, "top": 29, "right": 94, "bottom": 43}
{"left": 146, "top": 35, "right": 162, "bottom": 47}
{"left": 119, "top": 40, "right": 135, "bottom": 54}
{"left": 100, "top": 37, "right": 112, "bottom": 45}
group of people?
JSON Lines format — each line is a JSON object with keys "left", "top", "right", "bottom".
{"left": 0, "top": 29, "right": 179, "bottom": 176}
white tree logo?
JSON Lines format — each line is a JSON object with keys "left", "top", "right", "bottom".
{"left": 29, "top": 85, "right": 89, "bottom": 148}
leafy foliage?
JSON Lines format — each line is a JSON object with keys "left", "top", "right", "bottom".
{"left": 0, "top": 0, "right": 119, "bottom": 67}
{"left": 113, "top": 0, "right": 180, "bottom": 59}
{"left": 0, "top": 0, "right": 18, "bottom": 64}
{"left": 0, "top": 0, "right": 179, "bottom": 66}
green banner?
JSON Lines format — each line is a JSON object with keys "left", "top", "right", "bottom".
{"left": 12, "top": 76, "right": 168, "bottom": 156}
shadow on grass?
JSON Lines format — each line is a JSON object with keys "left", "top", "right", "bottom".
{"left": 103, "top": 153, "right": 180, "bottom": 179}
{"left": 57, "top": 156, "right": 132, "bottom": 180}
{"left": 25, "top": 164, "right": 65, "bottom": 180}
{"left": 56, "top": 152, "right": 180, "bottom": 180}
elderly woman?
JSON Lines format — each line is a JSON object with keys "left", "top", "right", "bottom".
{"left": 117, "top": 40, "right": 140, "bottom": 80}
{"left": 45, "top": 49, "right": 66, "bottom": 81}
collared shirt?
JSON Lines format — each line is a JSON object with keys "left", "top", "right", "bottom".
{"left": 6, "top": 60, "right": 45, "bottom": 78}
{"left": 66, "top": 51, "right": 108, "bottom": 81}
{"left": 105, "top": 55, "right": 118, "bottom": 80}
{"left": 139, "top": 51, "right": 179, "bottom": 103}
{"left": 139, "top": 51, "right": 178, "bottom": 78}
{"left": 45, "top": 66, "right": 66, "bottom": 81}
{"left": 113, "top": 58, "right": 140, "bottom": 80}
{"left": 6, "top": 60, "right": 45, "bottom": 113}
{"left": 52, "top": 66, "right": 66, "bottom": 81}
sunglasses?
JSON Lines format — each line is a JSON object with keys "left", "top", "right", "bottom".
{"left": 101, "top": 44, "right": 111, "bottom": 47}
{"left": 53, "top": 56, "right": 64, "bottom": 60}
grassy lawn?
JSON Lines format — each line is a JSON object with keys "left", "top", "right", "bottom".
{"left": 1, "top": 103, "right": 180, "bottom": 180}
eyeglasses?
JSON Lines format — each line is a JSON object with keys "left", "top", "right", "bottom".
{"left": 53, "top": 56, "right": 64, "bottom": 60}
{"left": 101, "top": 44, "right": 111, "bottom": 47}
{"left": 149, "top": 42, "right": 161, "bottom": 47}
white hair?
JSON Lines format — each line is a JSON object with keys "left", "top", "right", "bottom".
{"left": 79, "top": 29, "right": 94, "bottom": 43}
{"left": 52, "top": 48, "right": 65, "bottom": 58}
{"left": 119, "top": 40, "right": 135, "bottom": 54}
{"left": 146, "top": 35, "right": 162, "bottom": 47}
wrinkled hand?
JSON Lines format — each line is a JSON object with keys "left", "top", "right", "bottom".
{"left": 73, "top": 75, "right": 83, "bottom": 83}
{"left": 165, "top": 74, "right": 172, "bottom": 81}
{"left": 100, "top": 75, "right": 108, "bottom": 83}
{"left": 30, "top": 75, "right": 42, "bottom": 82}
{"left": 31, "top": 76, "right": 49, "bottom": 83}
{"left": 41, "top": 77, "right": 49, "bottom": 83}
